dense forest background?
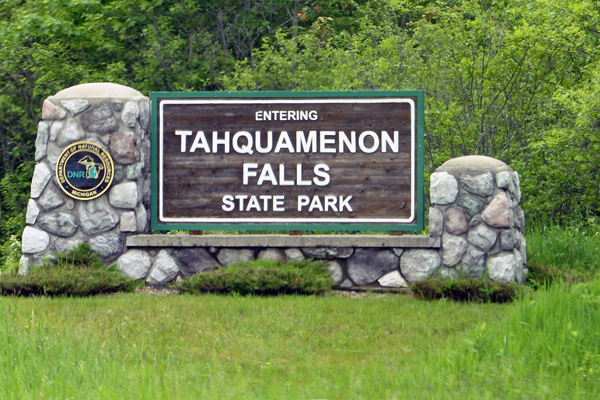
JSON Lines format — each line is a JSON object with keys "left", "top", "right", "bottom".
{"left": 0, "top": 0, "right": 599, "bottom": 248}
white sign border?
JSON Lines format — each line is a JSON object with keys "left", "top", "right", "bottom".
{"left": 158, "top": 98, "right": 416, "bottom": 224}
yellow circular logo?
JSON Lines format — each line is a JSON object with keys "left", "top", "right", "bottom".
{"left": 55, "top": 141, "right": 114, "bottom": 200}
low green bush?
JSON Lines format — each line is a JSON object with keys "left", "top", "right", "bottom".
{"left": 526, "top": 262, "right": 595, "bottom": 288}
{"left": 0, "top": 243, "right": 135, "bottom": 296}
{"left": 175, "top": 259, "right": 333, "bottom": 295}
{"left": 411, "top": 278, "right": 522, "bottom": 303}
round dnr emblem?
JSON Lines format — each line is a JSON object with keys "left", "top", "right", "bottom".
{"left": 56, "top": 141, "right": 114, "bottom": 200}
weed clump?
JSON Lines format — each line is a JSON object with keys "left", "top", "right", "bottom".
{"left": 411, "top": 278, "right": 521, "bottom": 303}
{"left": 0, "top": 243, "right": 135, "bottom": 296}
{"left": 526, "top": 263, "right": 594, "bottom": 288}
{"left": 175, "top": 259, "right": 333, "bottom": 295}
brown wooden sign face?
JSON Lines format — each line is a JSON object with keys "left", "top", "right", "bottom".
{"left": 153, "top": 94, "right": 422, "bottom": 229}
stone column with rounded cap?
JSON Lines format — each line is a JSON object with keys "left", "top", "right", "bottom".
{"left": 20, "top": 83, "right": 151, "bottom": 273}
{"left": 429, "top": 156, "right": 526, "bottom": 284}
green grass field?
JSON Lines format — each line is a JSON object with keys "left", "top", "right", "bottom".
{"left": 1, "top": 225, "right": 599, "bottom": 399}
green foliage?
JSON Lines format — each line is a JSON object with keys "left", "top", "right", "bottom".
{"left": 0, "top": 235, "right": 21, "bottom": 274}
{"left": 526, "top": 263, "right": 594, "bottom": 288}
{"left": 0, "top": 243, "right": 135, "bottom": 296}
{"left": 411, "top": 278, "right": 521, "bottom": 303}
{"left": 526, "top": 222, "right": 600, "bottom": 271}
{"left": 45, "top": 242, "right": 104, "bottom": 270}
{"left": 0, "top": 268, "right": 135, "bottom": 297}
{"left": 175, "top": 259, "right": 333, "bottom": 295}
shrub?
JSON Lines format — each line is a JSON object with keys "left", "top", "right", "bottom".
{"left": 0, "top": 243, "right": 135, "bottom": 296}
{"left": 175, "top": 259, "right": 333, "bottom": 295}
{"left": 526, "top": 263, "right": 594, "bottom": 288}
{"left": 411, "top": 278, "right": 522, "bottom": 303}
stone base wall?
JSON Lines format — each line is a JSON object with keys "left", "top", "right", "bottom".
{"left": 20, "top": 83, "right": 151, "bottom": 273}
{"left": 118, "top": 235, "right": 442, "bottom": 289}
{"left": 20, "top": 83, "right": 526, "bottom": 287}
{"left": 429, "top": 156, "right": 527, "bottom": 283}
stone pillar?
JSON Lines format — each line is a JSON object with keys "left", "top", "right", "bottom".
{"left": 20, "top": 83, "right": 151, "bottom": 272}
{"left": 429, "top": 156, "right": 526, "bottom": 283}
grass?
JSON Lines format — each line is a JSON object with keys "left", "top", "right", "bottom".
{"left": 0, "top": 293, "right": 508, "bottom": 399}
{"left": 0, "top": 223, "right": 598, "bottom": 398}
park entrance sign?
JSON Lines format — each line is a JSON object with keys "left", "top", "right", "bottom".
{"left": 151, "top": 91, "right": 424, "bottom": 231}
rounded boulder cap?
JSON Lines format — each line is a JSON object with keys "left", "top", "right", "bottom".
{"left": 52, "top": 83, "right": 146, "bottom": 101}
{"left": 436, "top": 155, "right": 512, "bottom": 174}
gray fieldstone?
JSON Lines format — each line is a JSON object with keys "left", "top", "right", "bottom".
{"left": 208, "top": 247, "right": 218, "bottom": 254}
{"left": 467, "top": 223, "right": 497, "bottom": 251}
{"left": 469, "top": 214, "right": 482, "bottom": 227}
{"left": 38, "top": 185, "right": 65, "bottom": 211}
{"left": 119, "top": 211, "right": 137, "bottom": 232}
{"left": 514, "top": 205, "right": 525, "bottom": 231}
{"left": 31, "top": 162, "right": 52, "bottom": 199}
{"left": 285, "top": 248, "right": 305, "bottom": 261}
{"left": 35, "top": 121, "right": 51, "bottom": 162}
{"left": 66, "top": 199, "right": 74, "bottom": 210}
{"left": 173, "top": 248, "right": 220, "bottom": 276}
{"left": 340, "top": 279, "right": 353, "bottom": 288}
{"left": 487, "top": 252, "right": 516, "bottom": 283}
{"left": 429, "top": 207, "right": 443, "bottom": 237}
{"left": 430, "top": 172, "right": 459, "bottom": 205}
{"left": 445, "top": 205, "right": 469, "bottom": 235}
{"left": 257, "top": 248, "right": 286, "bottom": 262}
{"left": 217, "top": 248, "right": 255, "bottom": 266}
{"left": 457, "top": 193, "right": 486, "bottom": 217}
{"left": 437, "top": 267, "right": 461, "bottom": 280}
{"left": 393, "top": 248, "right": 404, "bottom": 257}
{"left": 513, "top": 249, "right": 524, "bottom": 285}
{"left": 460, "top": 245, "right": 487, "bottom": 279}
{"left": 482, "top": 191, "right": 511, "bottom": 228}
{"left": 442, "top": 234, "right": 468, "bottom": 267}
{"left": 38, "top": 212, "right": 78, "bottom": 237}
{"left": 400, "top": 249, "right": 441, "bottom": 282}
{"left": 109, "top": 181, "right": 139, "bottom": 209}
{"left": 113, "top": 164, "right": 125, "bottom": 183}
{"left": 378, "top": 270, "right": 408, "bottom": 288}
{"left": 80, "top": 101, "right": 119, "bottom": 135}
{"left": 325, "top": 260, "right": 344, "bottom": 285}
{"left": 460, "top": 172, "right": 494, "bottom": 196}
{"left": 26, "top": 199, "right": 40, "bottom": 225}
{"left": 88, "top": 231, "right": 125, "bottom": 262}
{"left": 302, "top": 247, "right": 353, "bottom": 259}
{"left": 139, "top": 100, "right": 150, "bottom": 131}
{"left": 59, "top": 100, "right": 90, "bottom": 116}
{"left": 57, "top": 118, "right": 85, "bottom": 147}
{"left": 147, "top": 250, "right": 180, "bottom": 283}
{"left": 111, "top": 101, "right": 123, "bottom": 111}
{"left": 510, "top": 171, "right": 521, "bottom": 203}
{"left": 54, "top": 237, "right": 84, "bottom": 254}
{"left": 500, "top": 229, "right": 518, "bottom": 250}
{"left": 347, "top": 250, "right": 398, "bottom": 285}
{"left": 126, "top": 162, "right": 143, "bottom": 180}
{"left": 519, "top": 239, "right": 527, "bottom": 265}
{"left": 135, "top": 202, "right": 147, "bottom": 232}
{"left": 22, "top": 226, "right": 50, "bottom": 254}
{"left": 121, "top": 101, "right": 140, "bottom": 128}
{"left": 42, "top": 100, "right": 66, "bottom": 120}
{"left": 110, "top": 131, "right": 138, "bottom": 164}
{"left": 117, "top": 250, "right": 152, "bottom": 280}
{"left": 76, "top": 196, "right": 120, "bottom": 235}
{"left": 49, "top": 121, "right": 63, "bottom": 142}
{"left": 19, "top": 255, "right": 32, "bottom": 275}
{"left": 46, "top": 143, "right": 62, "bottom": 168}
{"left": 496, "top": 170, "right": 515, "bottom": 192}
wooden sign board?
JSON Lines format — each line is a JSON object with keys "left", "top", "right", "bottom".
{"left": 151, "top": 91, "right": 424, "bottom": 231}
